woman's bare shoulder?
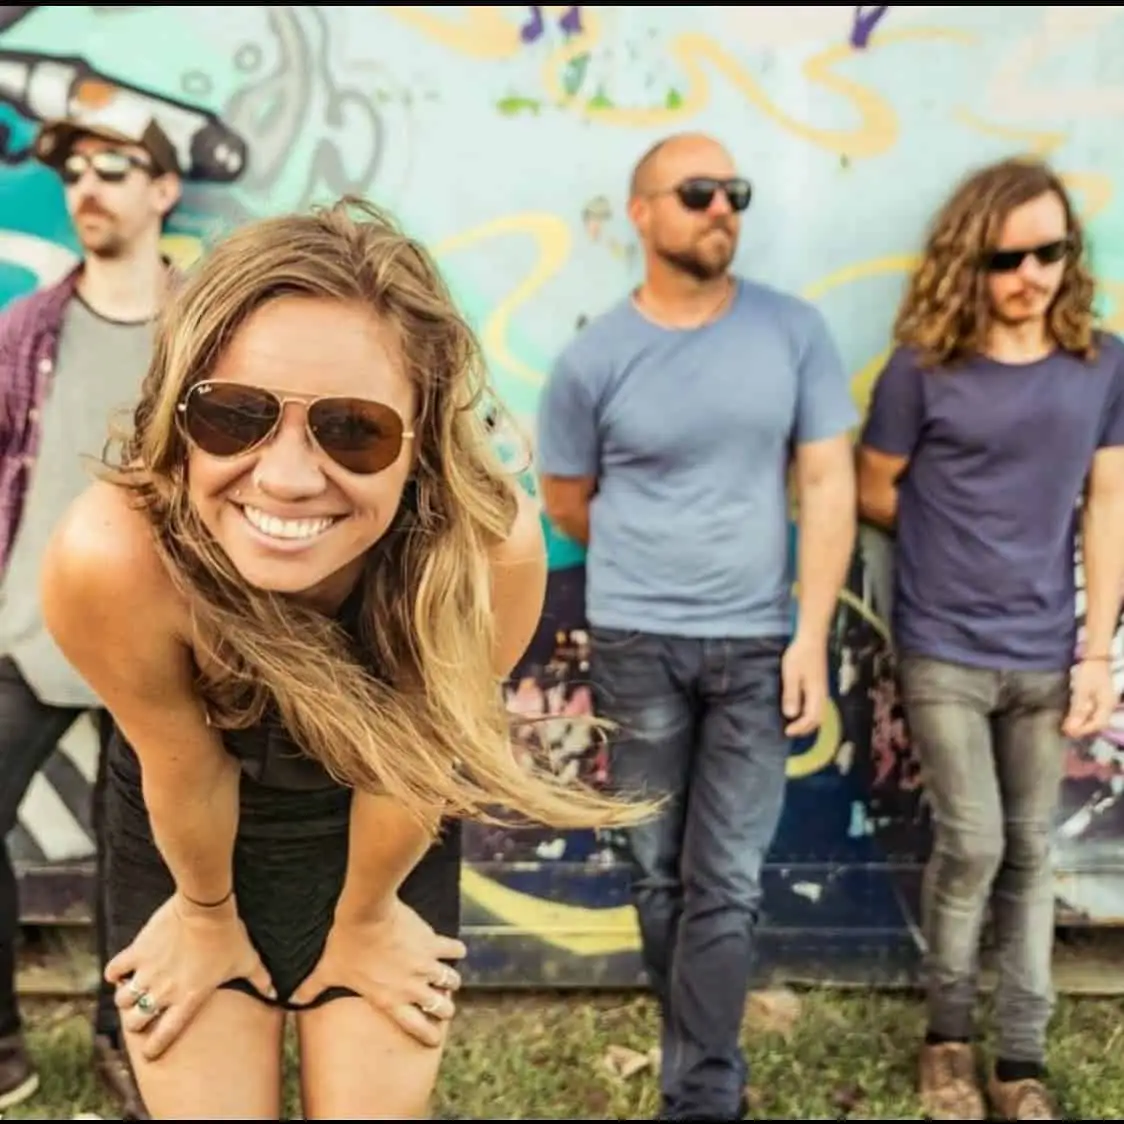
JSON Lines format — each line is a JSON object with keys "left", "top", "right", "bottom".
{"left": 44, "top": 483, "right": 218, "bottom": 738}
{"left": 41, "top": 480, "right": 186, "bottom": 640}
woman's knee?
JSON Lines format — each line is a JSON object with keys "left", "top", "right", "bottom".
{"left": 297, "top": 996, "right": 448, "bottom": 1120}
{"left": 125, "top": 988, "right": 285, "bottom": 1120}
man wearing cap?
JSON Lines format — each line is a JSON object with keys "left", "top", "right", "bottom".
{"left": 0, "top": 112, "right": 181, "bottom": 1119}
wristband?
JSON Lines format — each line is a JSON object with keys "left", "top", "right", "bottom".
{"left": 180, "top": 888, "right": 233, "bottom": 909}
{"left": 1080, "top": 654, "right": 1113, "bottom": 663}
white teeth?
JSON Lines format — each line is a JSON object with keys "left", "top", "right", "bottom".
{"left": 241, "top": 505, "right": 335, "bottom": 541}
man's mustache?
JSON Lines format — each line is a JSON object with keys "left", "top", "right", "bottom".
{"left": 75, "top": 200, "right": 112, "bottom": 219}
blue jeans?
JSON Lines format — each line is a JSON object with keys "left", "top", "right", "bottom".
{"left": 590, "top": 628, "right": 790, "bottom": 1121}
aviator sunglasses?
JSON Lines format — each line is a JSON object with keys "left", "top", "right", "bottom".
{"left": 177, "top": 381, "right": 414, "bottom": 475}
{"left": 669, "top": 176, "right": 753, "bottom": 213}
{"left": 60, "top": 149, "right": 154, "bottom": 185}
{"left": 981, "top": 238, "right": 1070, "bottom": 274}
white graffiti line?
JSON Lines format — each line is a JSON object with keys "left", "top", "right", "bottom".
{"left": 0, "top": 231, "right": 78, "bottom": 288}
{"left": 983, "top": 6, "right": 1124, "bottom": 120}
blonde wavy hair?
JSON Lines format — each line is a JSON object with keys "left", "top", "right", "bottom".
{"left": 106, "top": 197, "right": 653, "bottom": 832}
{"left": 893, "top": 157, "right": 1098, "bottom": 366}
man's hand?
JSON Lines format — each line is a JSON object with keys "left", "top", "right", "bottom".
{"left": 1063, "top": 659, "right": 1119, "bottom": 739}
{"left": 781, "top": 633, "right": 829, "bottom": 738}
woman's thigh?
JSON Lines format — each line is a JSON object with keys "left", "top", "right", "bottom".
{"left": 124, "top": 988, "right": 286, "bottom": 1120}
{"left": 296, "top": 996, "right": 448, "bottom": 1120}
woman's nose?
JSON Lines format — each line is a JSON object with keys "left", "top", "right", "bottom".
{"left": 251, "top": 411, "right": 328, "bottom": 499}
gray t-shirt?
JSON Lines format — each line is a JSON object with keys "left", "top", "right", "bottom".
{"left": 861, "top": 337, "right": 1124, "bottom": 671}
{"left": 536, "top": 279, "right": 857, "bottom": 638}
{"left": 0, "top": 296, "right": 154, "bottom": 706}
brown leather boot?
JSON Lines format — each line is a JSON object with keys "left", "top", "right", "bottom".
{"left": 0, "top": 1031, "right": 38, "bottom": 1110}
{"left": 918, "top": 1041, "right": 986, "bottom": 1119}
{"left": 93, "top": 1033, "right": 148, "bottom": 1120}
{"left": 987, "top": 1073, "right": 1058, "bottom": 1120}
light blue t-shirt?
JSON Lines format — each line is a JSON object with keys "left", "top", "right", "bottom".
{"left": 536, "top": 279, "right": 856, "bottom": 638}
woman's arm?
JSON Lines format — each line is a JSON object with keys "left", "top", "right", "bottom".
{"left": 334, "top": 484, "right": 548, "bottom": 923}
{"left": 40, "top": 482, "right": 239, "bottom": 907}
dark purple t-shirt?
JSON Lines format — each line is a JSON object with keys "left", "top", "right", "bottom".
{"left": 861, "top": 334, "right": 1124, "bottom": 671}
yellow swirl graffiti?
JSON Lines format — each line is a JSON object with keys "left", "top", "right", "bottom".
{"left": 802, "top": 254, "right": 915, "bottom": 413}
{"left": 462, "top": 865, "right": 639, "bottom": 956}
{"left": 951, "top": 108, "right": 1066, "bottom": 156}
{"left": 382, "top": 6, "right": 522, "bottom": 59}
{"left": 1105, "top": 282, "right": 1124, "bottom": 334}
{"left": 158, "top": 234, "right": 205, "bottom": 270}
{"left": 1063, "top": 173, "right": 1115, "bottom": 224}
{"left": 435, "top": 213, "right": 573, "bottom": 389}
{"left": 541, "top": 22, "right": 973, "bottom": 158}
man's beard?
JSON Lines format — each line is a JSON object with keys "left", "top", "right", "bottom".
{"left": 73, "top": 207, "right": 126, "bottom": 259}
{"left": 991, "top": 289, "right": 1054, "bottom": 328}
{"left": 79, "top": 229, "right": 127, "bottom": 260}
{"left": 656, "top": 236, "right": 735, "bottom": 283}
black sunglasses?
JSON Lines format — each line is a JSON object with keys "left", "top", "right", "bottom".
{"left": 177, "top": 381, "right": 414, "bottom": 476}
{"left": 60, "top": 149, "right": 153, "bottom": 186}
{"left": 670, "top": 177, "right": 753, "bottom": 213}
{"left": 981, "top": 239, "right": 1070, "bottom": 273}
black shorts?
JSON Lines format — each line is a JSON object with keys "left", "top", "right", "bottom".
{"left": 103, "top": 733, "right": 462, "bottom": 1008}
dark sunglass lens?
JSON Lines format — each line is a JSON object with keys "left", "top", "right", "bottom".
{"left": 726, "top": 179, "right": 753, "bottom": 212}
{"left": 677, "top": 180, "right": 718, "bottom": 211}
{"left": 1035, "top": 240, "right": 1068, "bottom": 265}
{"left": 308, "top": 399, "right": 403, "bottom": 474}
{"left": 983, "top": 249, "right": 1024, "bottom": 273}
{"left": 184, "top": 384, "right": 279, "bottom": 457}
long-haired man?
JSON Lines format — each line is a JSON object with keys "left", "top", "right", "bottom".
{"left": 858, "top": 158, "right": 1124, "bottom": 1120}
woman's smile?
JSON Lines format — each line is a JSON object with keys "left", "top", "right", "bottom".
{"left": 233, "top": 502, "right": 347, "bottom": 553}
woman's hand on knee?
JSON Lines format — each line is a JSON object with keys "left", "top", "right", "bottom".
{"left": 292, "top": 898, "right": 466, "bottom": 1048}
{"left": 107, "top": 892, "right": 275, "bottom": 1061}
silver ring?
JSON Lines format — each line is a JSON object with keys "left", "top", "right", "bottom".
{"left": 126, "top": 978, "right": 144, "bottom": 1000}
{"left": 420, "top": 994, "right": 442, "bottom": 1016}
{"left": 135, "top": 991, "right": 158, "bottom": 1017}
{"left": 441, "top": 967, "right": 456, "bottom": 990}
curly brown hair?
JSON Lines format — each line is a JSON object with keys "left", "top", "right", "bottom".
{"left": 893, "top": 157, "right": 1098, "bottom": 366}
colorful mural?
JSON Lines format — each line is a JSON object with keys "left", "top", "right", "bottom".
{"left": 4, "top": 5, "right": 1124, "bottom": 985}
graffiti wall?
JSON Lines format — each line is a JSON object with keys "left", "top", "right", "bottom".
{"left": 5, "top": 5, "right": 1124, "bottom": 985}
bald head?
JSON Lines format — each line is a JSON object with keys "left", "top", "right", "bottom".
{"left": 628, "top": 133, "right": 734, "bottom": 200}
{"left": 626, "top": 133, "right": 745, "bottom": 284}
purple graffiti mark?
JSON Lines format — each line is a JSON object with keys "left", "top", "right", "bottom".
{"left": 850, "top": 5, "right": 890, "bottom": 49}
{"left": 521, "top": 5, "right": 544, "bottom": 43}
{"left": 559, "top": 5, "right": 583, "bottom": 36}
{"left": 520, "top": 5, "right": 583, "bottom": 46}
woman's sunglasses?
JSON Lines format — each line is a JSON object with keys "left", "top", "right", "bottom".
{"left": 60, "top": 149, "right": 153, "bottom": 185}
{"left": 177, "top": 381, "right": 413, "bottom": 475}
{"left": 981, "top": 239, "right": 1070, "bottom": 273}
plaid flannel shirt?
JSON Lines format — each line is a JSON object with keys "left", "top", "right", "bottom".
{"left": 0, "top": 268, "right": 81, "bottom": 573}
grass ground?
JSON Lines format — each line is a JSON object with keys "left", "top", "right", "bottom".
{"left": 5, "top": 987, "right": 1123, "bottom": 1119}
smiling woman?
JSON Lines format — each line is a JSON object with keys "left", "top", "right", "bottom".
{"left": 37, "top": 197, "right": 653, "bottom": 1120}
